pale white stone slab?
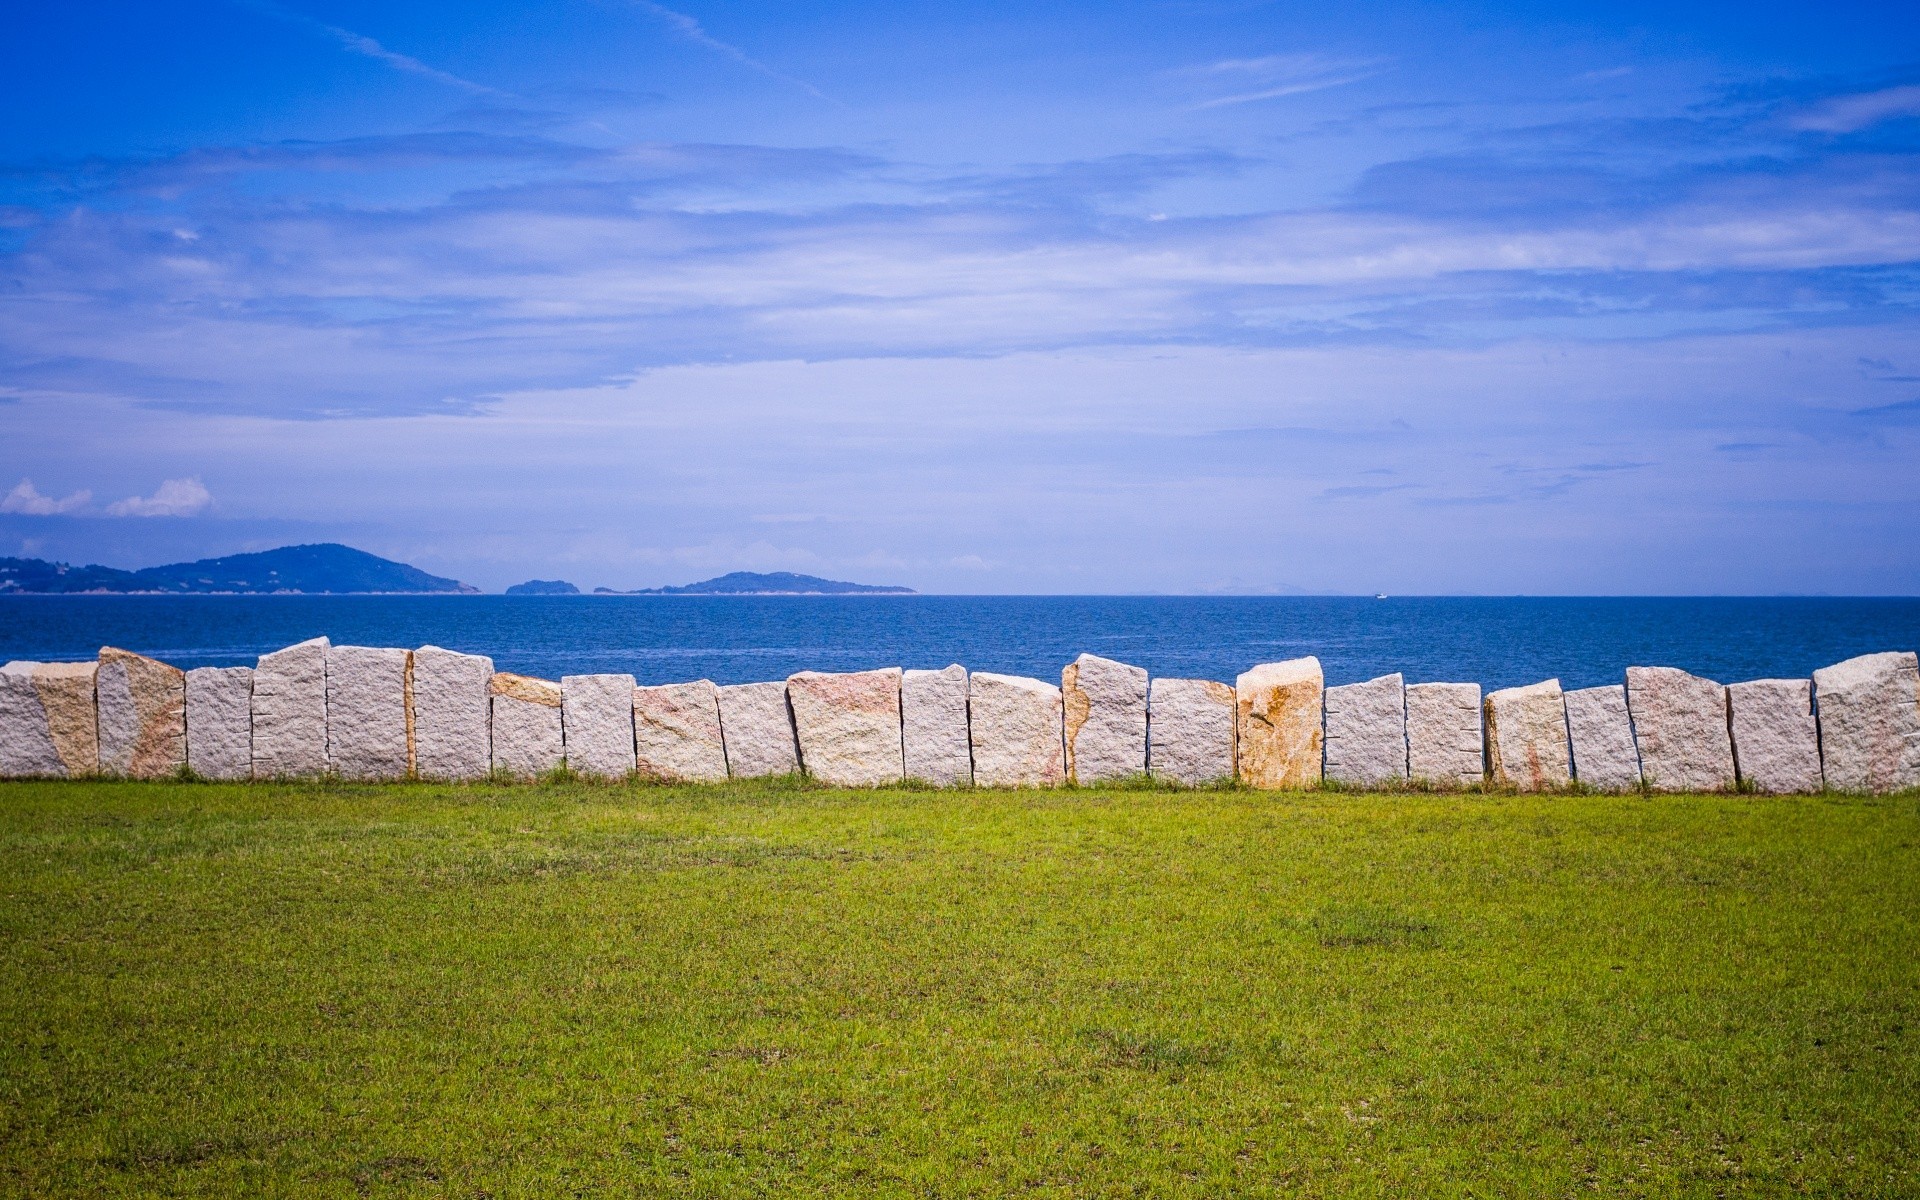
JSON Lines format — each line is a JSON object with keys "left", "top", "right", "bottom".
{"left": 1728, "top": 678, "right": 1822, "bottom": 794}
{"left": 1323, "top": 673, "right": 1407, "bottom": 786}
{"left": 787, "top": 668, "right": 904, "bottom": 786}
{"left": 0, "top": 662, "right": 64, "bottom": 778}
{"left": 969, "top": 672, "right": 1065, "bottom": 787}
{"left": 1626, "top": 666, "right": 1734, "bottom": 792}
{"left": 96, "top": 647, "right": 186, "bottom": 778}
{"left": 1062, "top": 654, "right": 1148, "bottom": 784}
{"left": 1812, "top": 651, "right": 1920, "bottom": 792}
{"left": 326, "top": 645, "right": 412, "bottom": 781}
{"left": 490, "top": 673, "right": 564, "bottom": 779}
{"left": 634, "top": 680, "right": 728, "bottom": 783}
{"left": 1146, "top": 677, "right": 1235, "bottom": 786}
{"left": 716, "top": 682, "right": 799, "bottom": 778}
{"left": 252, "top": 637, "right": 330, "bottom": 779}
{"left": 562, "top": 674, "right": 637, "bottom": 779}
{"left": 1405, "top": 682, "right": 1482, "bottom": 786}
{"left": 1236, "top": 658, "right": 1323, "bottom": 789}
{"left": 902, "top": 665, "right": 971, "bottom": 786}
{"left": 412, "top": 646, "right": 493, "bottom": 782}
{"left": 1484, "top": 679, "right": 1570, "bottom": 790}
{"left": 186, "top": 666, "right": 253, "bottom": 781}
{"left": 1564, "top": 684, "right": 1641, "bottom": 791}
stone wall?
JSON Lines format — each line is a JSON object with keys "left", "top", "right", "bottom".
{"left": 5, "top": 640, "right": 1919, "bottom": 793}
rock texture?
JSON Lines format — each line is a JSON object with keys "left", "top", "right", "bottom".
{"left": 1564, "top": 684, "right": 1641, "bottom": 791}
{"left": 787, "top": 668, "right": 905, "bottom": 786}
{"left": 0, "top": 661, "right": 98, "bottom": 778}
{"left": 252, "top": 637, "right": 330, "bottom": 779}
{"left": 1323, "top": 673, "right": 1407, "bottom": 786}
{"left": 1404, "top": 682, "right": 1483, "bottom": 785}
{"left": 1625, "top": 666, "right": 1735, "bottom": 791}
{"left": 96, "top": 647, "right": 185, "bottom": 778}
{"left": 1484, "top": 679, "right": 1570, "bottom": 790}
{"left": 411, "top": 646, "right": 493, "bottom": 782}
{"left": 490, "top": 673, "right": 564, "bottom": 779}
{"left": 1235, "top": 658, "right": 1324, "bottom": 789}
{"left": 1812, "top": 651, "right": 1920, "bottom": 792}
{"left": 716, "top": 682, "right": 799, "bottom": 778}
{"left": 1062, "top": 654, "right": 1149, "bottom": 784}
{"left": 1727, "top": 678, "right": 1822, "bottom": 794}
{"left": 562, "top": 674, "right": 637, "bottom": 779}
{"left": 1146, "top": 678, "right": 1236, "bottom": 786}
{"left": 326, "top": 645, "right": 413, "bottom": 781}
{"left": 633, "top": 680, "right": 728, "bottom": 783}
{"left": 902, "top": 665, "right": 972, "bottom": 786}
{"left": 969, "top": 672, "right": 1065, "bottom": 787}
{"left": 185, "top": 666, "right": 253, "bottom": 781}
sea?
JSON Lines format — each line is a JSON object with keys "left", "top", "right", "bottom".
{"left": 2, "top": 595, "right": 1917, "bottom": 691}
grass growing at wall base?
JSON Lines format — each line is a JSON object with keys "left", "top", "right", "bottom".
{"left": 1, "top": 779, "right": 1916, "bottom": 1197}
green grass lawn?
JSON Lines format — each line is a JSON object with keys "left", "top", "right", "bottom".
{"left": 1, "top": 780, "right": 1916, "bottom": 1198}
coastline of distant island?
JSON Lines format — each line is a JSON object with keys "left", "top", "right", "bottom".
{"left": 592, "top": 572, "right": 914, "bottom": 596}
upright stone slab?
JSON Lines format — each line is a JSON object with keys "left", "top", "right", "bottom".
{"left": 326, "top": 645, "right": 412, "bottom": 781}
{"left": 633, "top": 680, "right": 728, "bottom": 783}
{"left": 1564, "top": 684, "right": 1641, "bottom": 791}
{"left": 787, "top": 668, "right": 904, "bottom": 786}
{"left": 0, "top": 661, "right": 97, "bottom": 778}
{"left": 412, "top": 646, "right": 493, "bottom": 782}
{"left": 562, "top": 674, "right": 637, "bottom": 779}
{"left": 491, "top": 673, "right": 564, "bottom": 779}
{"left": 1236, "top": 657, "right": 1324, "bottom": 789}
{"left": 1062, "top": 654, "right": 1148, "bottom": 784}
{"left": 1405, "top": 682, "right": 1483, "bottom": 786}
{"left": 1812, "top": 651, "right": 1920, "bottom": 792}
{"left": 902, "top": 665, "right": 972, "bottom": 786}
{"left": 716, "top": 682, "right": 799, "bottom": 778}
{"left": 1728, "top": 678, "right": 1822, "bottom": 794}
{"left": 1626, "top": 666, "right": 1735, "bottom": 791}
{"left": 969, "top": 672, "right": 1064, "bottom": 787}
{"left": 185, "top": 666, "right": 253, "bottom": 781}
{"left": 1484, "top": 679, "right": 1570, "bottom": 790}
{"left": 252, "top": 637, "right": 330, "bottom": 779}
{"left": 1323, "top": 673, "right": 1407, "bottom": 786}
{"left": 96, "top": 647, "right": 185, "bottom": 778}
{"left": 1146, "top": 678, "right": 1235, "bottom": 786}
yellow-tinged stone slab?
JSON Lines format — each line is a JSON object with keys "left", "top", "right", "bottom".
{"left": 97, "top": 647, "right": 186, "bottom": 778}
{"left": 1235, "top": 657, "right": 1323, "bottom": 789}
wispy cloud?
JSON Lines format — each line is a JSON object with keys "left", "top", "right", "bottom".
{"left": 235, "top": 0, "right": 510, "bottom": 97}
{"left": 104, "top": 478, "right": 213, "bottom": 518}
{"left": 1790, "top": 83, "right": 1920, "bottom": 133}
{"left": 1174, "top": 53, "right": 1389, "bottom": 110}
{"left": 625, "top": 1, "right": 833, "bottom": 103}
{"left": 1, "top": 479, "right": 90, "bottom": 515}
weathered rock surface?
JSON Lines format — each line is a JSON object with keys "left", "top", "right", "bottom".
{"left": 326, "top": 645, "right": 412, "bottom": 781}
{"left": 0, "top": 661, "right": 97, "bottom": 778}
{"left": 1062, "top": 654, "right": 1148, "bottom": 784}
{"left": 1405, "top": 682, "right": 1483, "bottom": 785}
{"left": 252, "top": 637, "right": 330, "bottom": 779}
{"left": 1564, "top": 684, "right": 1641, "bottom": 791}
{"left": 1235, "top": 658, "right": 1324, "bottom": 789}
{"left": 96, "top": 647, "right": 185, "bottom": 778}
{"left": 969, "top": 672, "right": 1064, "bottom": 787}
{"left": 902, "top": 665, "right": 971, "bottom": 786}
{"left": 633, "top": 680, "right": 728, "bottom": 783}
{"left": 562, "top": 674, "right": 637, "bottom": 779}
{"left": 411, "top": 646, "right": 493, "bottom": 782}
{"left": 490, "top": 673, "right": 564, "bottom": 779}
{"left": 1484, "top": 679, "right": 1570, "bottom": 790}
{"left": 716, "top": 682, "right": 799, "bottom": 778}
{"left": 1323, "top": 673, "right": 1407, "bottom": 786}
{"left": 1812, "top": 651, "right": 1920, "bottom": 792}
{"left": 1146, "top": 678, "right": 1236, "bottom": 786}
{"left": 1728, "top": 678, "right": 1822, "bottom": 794}
{"left": 185, "top": 666, "right": 253, "bottom": 781}
{"left": 1625, "top": 666, "right": 1735, "bottom": 791}
{"left": 787, "top": 669, "right": 904, "bottom": 786}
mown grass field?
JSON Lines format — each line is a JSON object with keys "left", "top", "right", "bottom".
{"left": 0, "top": 778, "right": 1915, "bottom": 1198}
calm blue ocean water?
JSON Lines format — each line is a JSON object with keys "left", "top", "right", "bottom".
{"left": 2, "top": 596, "right": 1917, "bottom": 691}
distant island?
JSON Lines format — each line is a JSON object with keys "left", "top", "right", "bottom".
{"left": 0, "top": 543, "right": 477, "bottom": 594}
{"left": 505, "top": 579, "right": 580, "bottom": 596}
{"left": 595, "top": 571, "right": 915, "bottom": 596}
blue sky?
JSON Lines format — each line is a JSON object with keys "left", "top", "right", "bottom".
{"left": 2, "top": 0, "right": 1917, "bottom": 593}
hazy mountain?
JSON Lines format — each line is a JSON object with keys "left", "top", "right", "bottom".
{"left": 596, "top": 571, "right": 914, "bottom": 595}
{"left": 505, "top": 579, "right": 580, "bottom": 595}
{"left": 0, "top": 543, "right": 477, "bottom": 594}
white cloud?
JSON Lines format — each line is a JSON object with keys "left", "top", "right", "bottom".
{"left": 1171, "top": 53, "right": 1389, "bottom": 109}
{"left": 1, "top": 479, "right": 91, "bottom": 515}
{"left": 1790, "top": 84, "right": 1920, "bottom": 133}
{"left": 105, "top": 477, "right": 213, "bottom": 517}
